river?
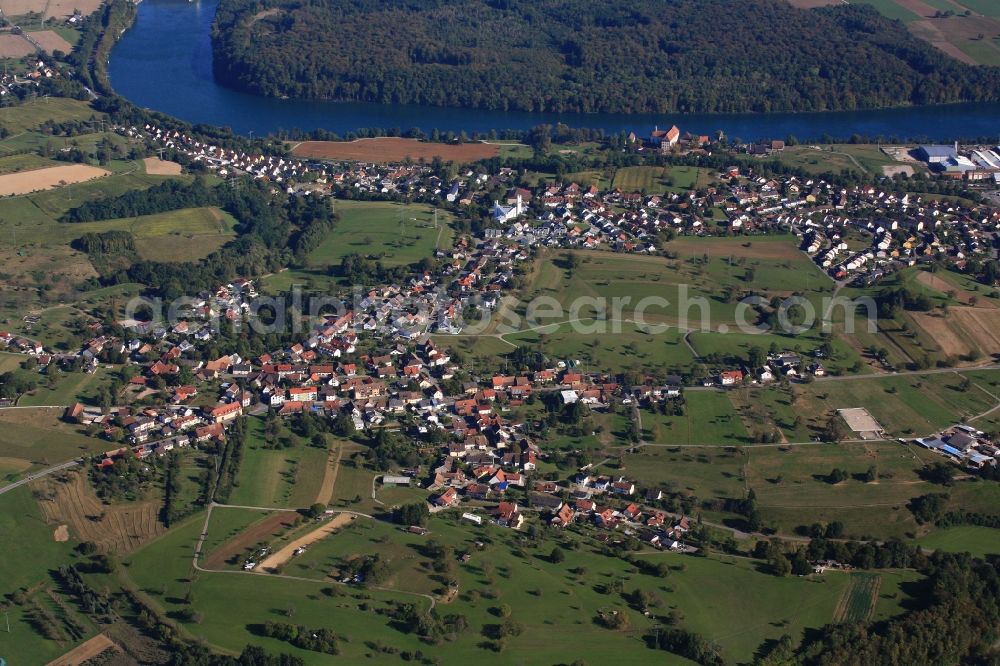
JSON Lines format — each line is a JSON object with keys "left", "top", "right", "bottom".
{"left": 108, "top": 0, "right": 1000, "bottom": 141}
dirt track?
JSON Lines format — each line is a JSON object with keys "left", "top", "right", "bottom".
{"left": 314, "top": 441, "right": 343, "bottom": 507}
{"left": 258, "top": 512, "right": 356, "bottom": 572}
{"left": 46, "top": 633, "right": 118, "bottom": 666}
{"left": 203, "top": 510, "right": 299, "bottom": 569}
{"left": 292, "top": 138, "right": 498, "bottom": 164}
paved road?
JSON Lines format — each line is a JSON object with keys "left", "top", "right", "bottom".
{"left": 0, "top": 458, "right": 80, "bottom": 496}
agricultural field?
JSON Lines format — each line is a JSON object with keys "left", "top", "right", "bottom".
{"left": 0, "top": 152, "right": 61, "bottom": 175}
{"left": 310, "top": 200, "right": 452, "bottom": 268}
{"left": 611, "top": 446, "right": 747, "bottom": 510}
{"left": 833, "top": 573, "right": 881, "bottom": 624}
{"left": 228, "top": 418, "right": 332, "bottom": 509}
{"left": 0, "top": 172, "right": 195, "bottom": 247}
{"left": 128, "top": 207, "right": 236, "bottom": 261}
{"left": 0, "top": 98, "right": 100, "bottom": 134}
{"left": 33, "top": 469, "right": 166, "bottom": 553}
{"left": 291, "top": 138, "right": 498, "bottom": 163}
{"left": 0, "top": 0, "right": 103, "bottom": 19}
{"left": 745, "top": 441, "right": 937, "bottom": 538}
{"left": 792, "top": 369, "right": 1000, "bottom": 438}
{"left": 846, "top": 0, "right": 1000, "bottom": 65}
{"left": 0, "top": 164, "right": 110, "bottom": 196}
{"left": 611, "top": 165, "right": 711, "bottom": 193}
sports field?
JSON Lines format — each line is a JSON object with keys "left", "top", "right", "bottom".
{"left": 291, "top": 137, "right": 498, "bottom": 163}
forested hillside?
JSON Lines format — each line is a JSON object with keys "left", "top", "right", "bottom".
{"left": 211, "top": 0, "right": 1000, "bottom": 114}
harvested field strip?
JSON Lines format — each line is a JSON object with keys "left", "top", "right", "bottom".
{"left": 833, "top": 573, "right": 882, "bottom": 624}
{"left": 32, "top": 470, "right": 165, "bottom": 553}
{"left": 142, "top": 157, "right": 182, "bottom": 175}
{"left": 202, "top": 509, "right": 300, "bottom": 569}
{"left": 0, "top": 164, "right": 110, "bottom": 196}
{"left": 314, "top": 440, "right": 344, "bottom": 507}
{"left": 46, "top": 633, "right": 119, "bottom": 666}
{"left": 257, "top": 512, "right": 357, "bottom": 572}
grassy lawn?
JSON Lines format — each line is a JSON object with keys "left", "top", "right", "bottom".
{"left": 0, "top": 172, "right": 192, "bottom": 249}
{"left": 793, "top": 370, "right": 999, "bottom": 437}
{"left": 0, "top": 98, "right": 100, "bottom": 135}
{"left": 0, "top": 485, "right": 97, "bottom": 665}
{"left": 229, "top": 418, "right": 330, "bottom": 509}
{"left": 642, "top": 391, "right": 750, "bottom": 445}
{"left": 19, "top": 366, "right": 114, "bottom": 407}
{"left": 0, "top": 408, "right": 108, "bottom": 478}
{"left": 746, "top": 442, "right": 934, "bottom": 539}
{"left": 122, "top": 510, "right": 852, "bottom": 664}
{"left": 307, "top": 200, "right": 452, "bottom": 269}
{"left": 916, "top": 525, "right": 1000, "bottom": 558}
{"left": 504, "top": 320, "right": 695, "bottom": 375}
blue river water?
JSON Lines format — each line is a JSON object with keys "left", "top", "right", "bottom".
{"left": 108, "top": 0, "right": 1000, "bottom": 141}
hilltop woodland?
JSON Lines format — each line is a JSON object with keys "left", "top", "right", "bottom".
{"left": 211, "top": 0, "right": 1000, "bottom": 114}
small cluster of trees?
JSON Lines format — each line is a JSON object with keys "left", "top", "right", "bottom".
{"left": 259, "top": 622, "right": 340, "bottom": 655}
{"left": 213, "top": 417, "right": 247, "bottom": 502}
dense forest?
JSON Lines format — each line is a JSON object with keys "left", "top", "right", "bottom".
{"left": 211, "top": 0, "right": 1000, "bottom": 114}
